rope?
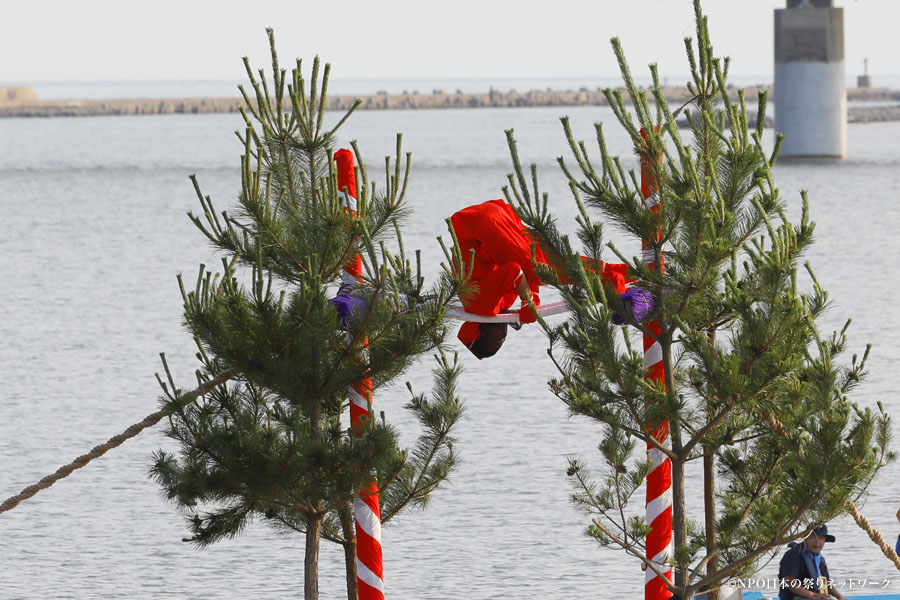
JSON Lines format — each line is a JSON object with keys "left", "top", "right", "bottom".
{"left": 845, "top": 500, "right": 900, "bottom": 571}
{"left": 0, "top": 369, "right": 237, "bottom": 516}
{"left": 445, "top": 300, "right": 570, "bottom": 323}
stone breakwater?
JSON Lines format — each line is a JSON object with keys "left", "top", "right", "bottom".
{"left": 2, "top": 86, "right": 900, "bottom": 123}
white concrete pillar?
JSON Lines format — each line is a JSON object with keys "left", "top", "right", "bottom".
{"left": 774, "top": 0, "right": 847, "bottom": 158}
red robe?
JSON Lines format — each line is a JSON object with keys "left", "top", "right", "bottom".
{"left": 451, "top": 199, "right": 626, "bottom": 346}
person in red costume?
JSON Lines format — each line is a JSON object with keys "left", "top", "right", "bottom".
{"left": 451, "top": 199, "right": 629, "bottom": 359}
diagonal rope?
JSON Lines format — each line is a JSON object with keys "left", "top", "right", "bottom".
{"left": 0, "top": 369, "right": 237, "bottom": 516}
{"left": 846, "top": 500, "right": 900, "bottom": 571}
{"left": 0, "top": 289, "right": 529, "bottom": 519}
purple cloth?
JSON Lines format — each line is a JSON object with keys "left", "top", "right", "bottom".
{"left": 612, "top": 288, "right": 654, "bottom": 325}
{"left": 330, "top": 293, "right": 366, "bottom": 328}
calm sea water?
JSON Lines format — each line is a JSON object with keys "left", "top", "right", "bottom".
{"left": 1, "top": 90, "right": 899, "bottom": 599}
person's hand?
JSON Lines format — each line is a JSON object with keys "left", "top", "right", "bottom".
{"left": 330, "top": 294, "right": 366, "bottom": 328}
{"left": 519, "top": 293, "right": 540, "bottom": 324}
{"left": 612, "top": 288, "right": 654, "bottom": 324}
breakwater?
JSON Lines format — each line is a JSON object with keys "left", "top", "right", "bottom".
{"left": 2, "top": 85, "right": 900, "bottom": 123}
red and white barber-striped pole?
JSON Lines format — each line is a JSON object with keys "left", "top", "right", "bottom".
{"left": 640, "top": 130, "right": 673, "bottom": 600}
{"left": 335, "top": 148, "right": 385, "bottom": 600}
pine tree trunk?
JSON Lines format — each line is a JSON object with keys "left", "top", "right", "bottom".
{"left": 671, "top": 452, "right": 687, "bottom": 591}
{"left": 306, "top": 402, "right": 323, "bottom": 600}
{"left": 703, "top": 330, "right": 719, "bottom": 600}
{"left": 340, "top": 503, "right": 359, "bottom": 600}
{"left": 663, "top": 334, "right": 689, "bottom": 592}
{"left": 704, "top": 448, "right": 719, "bottom": 600}
{"left": 305, "top": 511, "right": 322, "bottom": 600}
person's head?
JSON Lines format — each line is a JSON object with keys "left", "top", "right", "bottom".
{"left": 804, "top": 524, "right": 835, "bottom": 554}
{"left": 458, "top": 322, "right": 508, "bottom": 359}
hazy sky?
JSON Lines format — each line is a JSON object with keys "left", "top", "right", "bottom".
{"left": 2, "top": 0, "right": 896, "bottom": 83}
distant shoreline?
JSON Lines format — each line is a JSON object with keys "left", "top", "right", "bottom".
{"left": 2, "top": 85, "right": 900, "bottom": 123}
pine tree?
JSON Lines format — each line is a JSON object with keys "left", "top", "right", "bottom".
{"left": 503, "top": 2, "right": 893, "bottom": 598}
{"left": 150, "top": 30, "right": 465, "bottom": 600}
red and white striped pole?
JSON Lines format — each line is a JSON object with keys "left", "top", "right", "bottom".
{"left": 640, "top": 130, "right": 673, "bottom": 600}
{"left": 335, "top": 148, "right": 385, "bottom": 600}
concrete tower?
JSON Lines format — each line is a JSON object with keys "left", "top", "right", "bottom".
{"left": 774, "top": 0, "right": 846, "bottom": 158}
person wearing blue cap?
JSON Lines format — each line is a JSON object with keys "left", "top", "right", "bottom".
{"left": 895, "top": 507, "right": 900, "bottom": 557}
{"left": 777, "top": 524, "right": 847, "bottom": 600}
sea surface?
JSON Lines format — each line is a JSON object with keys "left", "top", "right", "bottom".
{"left": 1, "top": 82, "right": 899, "bottom": 599}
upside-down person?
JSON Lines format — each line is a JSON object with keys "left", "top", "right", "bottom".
{"left": 451, "top": 198, "right": 647, "bottom": 359}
